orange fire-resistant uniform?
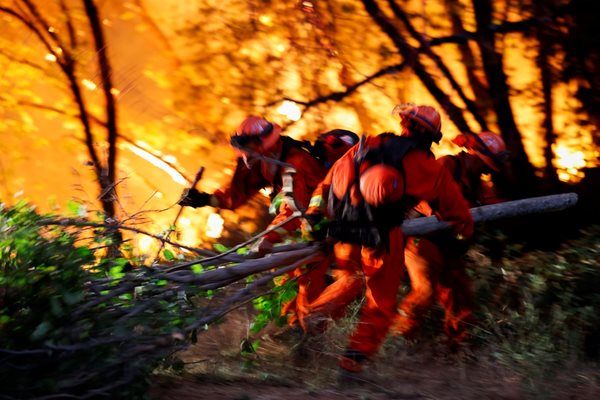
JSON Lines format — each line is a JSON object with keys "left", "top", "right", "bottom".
{"left": 394, "top": 151, "right": 506, "bottom": 345}
{"left": 304, "top": 134, "right": 473, "bottom": 372}
{"left": 212, "top": 141, "right": 331, "bottom": 326}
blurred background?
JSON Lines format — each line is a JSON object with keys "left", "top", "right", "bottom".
{"left": 1, "top": 0, "right": 598, "bottom": 255}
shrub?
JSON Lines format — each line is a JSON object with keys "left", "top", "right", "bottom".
{"left": 0, "top": 203, "right": 189, "bottom": 398}
{"left": 469, "top": 224, "right": 600, "bottom": 376}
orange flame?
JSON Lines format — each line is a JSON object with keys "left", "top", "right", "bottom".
{"left": 554, "top": 144, "right": 587, "bottom": 182}
{"left": 206, "top": 212, "right": 224, "bottom": 239}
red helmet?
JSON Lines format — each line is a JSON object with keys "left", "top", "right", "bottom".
{"left": 452, "top": 131, "right": 507, "bottom": 171}
{"left": 316, "top": 129, "right": 359, "bottom": 167}
{"left": 392, "top": 103, "right": 442, "bottom": 143}
{"left": 230, "top": 116, "right": 281, "bottom": 154}
{"left": 359, "top": 164, "right": 404, "bottom": 207}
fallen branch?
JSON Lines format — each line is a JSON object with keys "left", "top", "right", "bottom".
{"left": 401, "top": 193, "right": 578, "bottom": 236}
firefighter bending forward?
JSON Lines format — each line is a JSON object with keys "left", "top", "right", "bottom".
{"left": 302, "top": 104, "right": 473, "bottom": 377}
{"left": 393, "top": 130, "right": 511, "bottom": 347}
{"left": 178, "top": 115, "right": 357, "bottom": 328}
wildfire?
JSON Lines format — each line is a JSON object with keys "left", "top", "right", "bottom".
{"left": 259, "top": 14, "right": 274, "bottom": 27}
{"left": 554, "top": 144, "right": 587, "bottom": 182}
{"left": 137, "top": 234, "right": 156, "bottom": 254}
{"left": 81, "top": 79, "right": 97, "bottom": 91}
{"left": 277, "top": 100, "right": 302, "bottom": 121}
{"left": 206, "top": 212, "right": 224, "bottom": 239}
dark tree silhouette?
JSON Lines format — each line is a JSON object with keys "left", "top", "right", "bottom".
{"left": 0, "top": 0, "right": 121, "bottom": 222}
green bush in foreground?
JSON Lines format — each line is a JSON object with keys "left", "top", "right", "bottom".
{"left": 0, "top": 203, "right": 189, "bottom": 399}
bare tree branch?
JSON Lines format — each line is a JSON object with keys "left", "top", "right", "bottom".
{"left": 361, "top": 0, "right": 472, "bottom": 133}
{"left": 387, "top": 0, "right": 488, "bottom": 132}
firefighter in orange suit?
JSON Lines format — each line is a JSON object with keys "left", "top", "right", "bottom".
{"left": 393, "top": 131, "right": 510, "bottom": 347}
{"left": 302, "top": 104, "right": 473, "bottom": 375}
{"left": 178, "top": 115, "right": 358, "bottom": 327}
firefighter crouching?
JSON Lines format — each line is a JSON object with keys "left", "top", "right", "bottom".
{"left": 301, "top": 104, "right": 474, "bottom": 378}
{"left": 393, "top": 130, "right": 511, "bottom": 348}
{"left": 178, "top": 115, "right": 358, "bottom": 328}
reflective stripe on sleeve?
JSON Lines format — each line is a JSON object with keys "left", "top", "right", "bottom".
{"left": 308, "top": 195, "right": 324, "bottom": 209}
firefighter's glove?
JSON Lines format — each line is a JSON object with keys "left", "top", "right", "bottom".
{"left": 301, "top": 213, "right": 328, "bottom": 242}
{"left": 248, "top": 237, "right": 273, "bottom": 257}
{"left": 178, "top": 188, "right": 211, "bottom": 208}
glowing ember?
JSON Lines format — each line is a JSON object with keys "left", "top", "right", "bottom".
{"left": 555, "top": 145, "right": 586, "bottom": 169}
{"left": 259, "top": 15, "right": 273, "bottom": 27}
{"left": 277, "top": 100, "right": 302, "bottom": 121}
{"left": 45, "top": 54, "right": 57, "bottom": 62}
{"left": 206, "top": 213, "right": 224, "bottom": 238}
{"left": 554, "top": 144, "right": 587, "bottom": 182}
{"left": 138, "top": 235, "right": 155, "bottom": 254}
{"left": 273, "top": 43, "right": 286, "bottom": 56}
{"left": 81, "top": 79, "right": 97, "bottom": 91}
{"left": 178, "top": 217, "right": 191, "bottom": 227}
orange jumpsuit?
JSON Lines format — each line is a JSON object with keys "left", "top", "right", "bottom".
{"left": 395, "top": 152, "right": 504, "bottom": 345}
{"left": 304, "top": 135, "right": 473, "bottom": 371}
{"left": 213, "top": 144, "right": 331, "bottom": 326}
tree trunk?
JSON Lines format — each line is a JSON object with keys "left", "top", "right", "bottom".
{"left": 83, "top": 0, "right": 119, "bottom": 220}
{"left": 471, "top": 0, "right": 538, "bottom": 194}
{"left": 83, "top": 0, "right": 122, "bottom": 256}
{"left": 401, "top": 193, "right": 578, "bottom": 236}
{"left": 442, "top": 0, "right": 493, "bottom": 118}
{"left": 534, "top": 0, "right": 560, "bottom": 187}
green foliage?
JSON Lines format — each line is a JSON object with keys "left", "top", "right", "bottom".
{"left": 0, "top": 203, "right": 190, "bottom": 398}
{"left": 250, "top": 278, "right": 298, "bottom": 334}
{"left": 469, "top": 225, "right": 600, "bottom": 377}
{"left": 0, "top": 202, "right": 93, "bottom": 348}
{"left": 213, "top": 243, "right": 229, "bottom": 253}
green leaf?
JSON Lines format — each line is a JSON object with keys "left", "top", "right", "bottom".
{"left": 66, "top": 200, "right": 81, "bottom": 216}
{"left": 191, "top": 264, "right": 204, "bottom": 274}
{"left": 213, "top": 243, "right": 228, "bottom": 253}
{"left": 163, "top": 249, "right": 175, "bottom": 260}
{"left": 109, "top": 266, "right": 125, "bottom": 280}
{"left": 119, "top": 293, "right": 133, "bottom": 301}
{"left": 76, "top": 246, "right": 93, "bottom": 260}
{"left": 236, "top": 246, "right": 249, "bottom": 255}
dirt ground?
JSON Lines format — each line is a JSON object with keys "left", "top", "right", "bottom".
{"left": 150, "top": 307, "right": 600, "bottom": 400}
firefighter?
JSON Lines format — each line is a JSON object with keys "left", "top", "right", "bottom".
{"left": 178, "top": 115, "right": 358, "bottom": 327}
{"left": 392, "top": 130, "right": 510, "bottom": 348}
{"left": 302, "top": 104, "right": 473, "bottom": 377}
